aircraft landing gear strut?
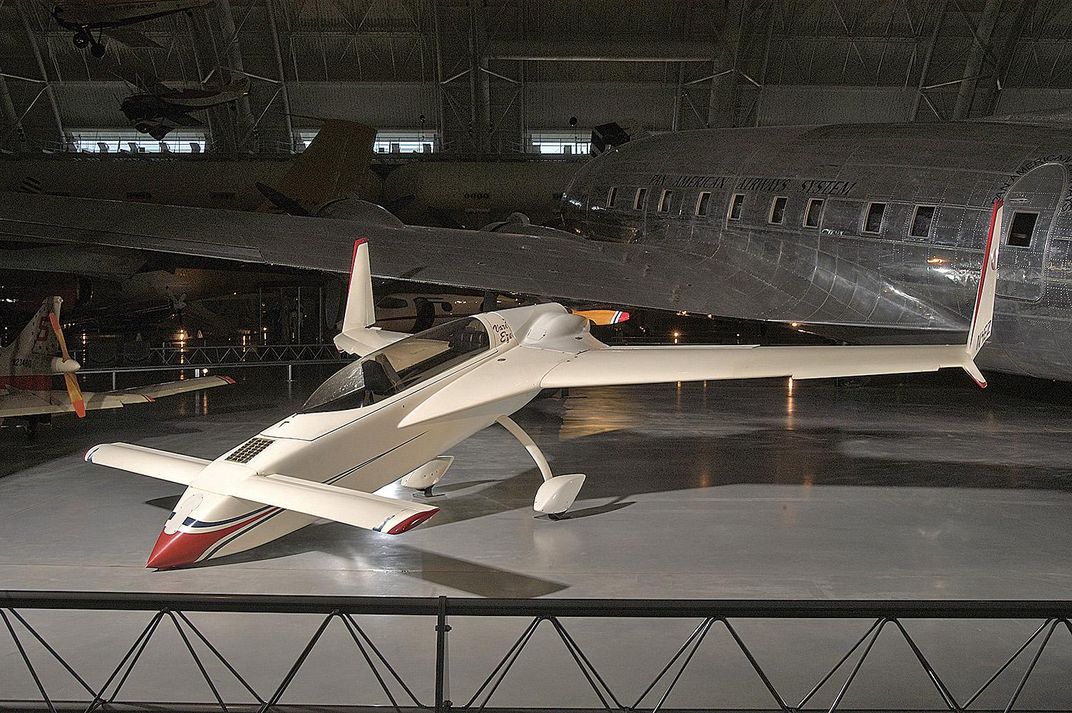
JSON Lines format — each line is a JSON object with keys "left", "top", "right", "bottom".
{"left": 496, "top": 415, "right": 585, "bottom": 518}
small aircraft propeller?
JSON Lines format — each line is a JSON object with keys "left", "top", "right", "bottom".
{"left": 48, "top": 311, "right": 86, "bottom": 418}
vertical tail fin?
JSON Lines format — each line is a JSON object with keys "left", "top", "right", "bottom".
{"left": 333, "top": 239, "right": 406, "bottom": 356}
{"left": 342, "top": 239, "right": 375, "bottom": 333}
{"left": 1, "top": 297, "right": 61, "bottom": 391}
{"left": 961, "top": 200, "right": 1003, "bottom": 387}
{"left": 257, "top": 120, "right": 376, "bottom": 215}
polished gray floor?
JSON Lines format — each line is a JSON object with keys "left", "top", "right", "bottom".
{"left": 2, "top": 367, "right": 1071, "bottom": 708}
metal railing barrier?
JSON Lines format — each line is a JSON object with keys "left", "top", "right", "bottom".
{"left": 1, "top": 592, "right": 1071, "bottom": 712}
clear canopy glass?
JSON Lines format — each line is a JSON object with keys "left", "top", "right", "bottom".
{"left": 301, "top": 317, "right": 491, "bottom": 413}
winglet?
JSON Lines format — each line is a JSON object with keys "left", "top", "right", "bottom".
{"left": 341, "top": 238, "right": 375, "bottom": 333}
{"left": 962, "top": 199, "right": 1003, "bottom": 388}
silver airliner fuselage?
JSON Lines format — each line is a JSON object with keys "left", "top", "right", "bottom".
{"left": 560, "top": 121, "right": 1072, "bottom": 380}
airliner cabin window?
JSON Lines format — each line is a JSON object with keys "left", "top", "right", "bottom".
{"left": 695, "top": 191, "right": 711, "bottom": 216}
{"left": 658, "top": 189, "right": 673, "bottom": 213}
{"left": 1008, "top": 211, "right": 1039, "bottom": 248}
{"left": 728, "top": 193, "right": 745, "bottom": 221}
{"left": 607, "top": 187, "right": 617, "bottom": 208}
{"left": 769, "top": 196, "right": 788, "bottom": 224}
{"left": 863, "top": 202, "right": 886, "bottom": 233}
{"left": 804, "top": 198, "right": 824, "bottom": 228}
{"left": 910, "top": 205, "right": 936, "bottom": 238}
{"left": 634, "top": 187, "right": 648, "bottom": 210}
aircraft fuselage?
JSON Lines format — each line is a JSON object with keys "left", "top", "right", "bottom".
{"left": 561, "top": 121, "right": 1072, "bottom": 380}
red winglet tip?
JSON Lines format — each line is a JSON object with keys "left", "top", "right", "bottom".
{"left": 221, "top": 376, "right": 236, "bottom": 384}
{"left": 386, "top": 508, "right": 439, "bottom": 535}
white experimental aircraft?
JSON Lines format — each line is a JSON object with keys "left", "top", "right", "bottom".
{"left": 87, "top": 202, "right": 1004, "bottom": 569}
{"left": 0, "top": 297, "right": 233, "bottom": 429}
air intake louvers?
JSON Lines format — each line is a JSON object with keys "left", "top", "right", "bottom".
{"left": 226, "top": 437, "right": 274, "bottom": 463}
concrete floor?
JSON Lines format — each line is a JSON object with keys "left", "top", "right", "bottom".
{"left": 2, "top": 366, "right": 1072, "bottom": 708}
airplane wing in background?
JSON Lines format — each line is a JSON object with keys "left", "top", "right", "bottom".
{"left": 0, "top": 375, "right": 234, "bottom": 419}
{"left": 0, "top": 190, "right": 966, "bottom": 330}
{"left": 0, "top": 191, "right": 679, "bottom": 313}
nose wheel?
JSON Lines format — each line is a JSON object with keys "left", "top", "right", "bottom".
{"left": 497, "top": 415, "right": 585, "bottom": 517}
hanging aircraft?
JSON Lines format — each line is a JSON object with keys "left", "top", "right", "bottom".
{"left": 51, "top": 0, "right": 215, "bottom": 57}
{"left": 85, "top": 214, "right": 1000, "bottom": 569}
{"left": 0, "top": 297, "right": 234, "bottom": 432}
{"left": 2, "top": 118, "right": 1070, "bottom": 379}
{"left": 120, "top": 74, "right": 250, "bottom": 141}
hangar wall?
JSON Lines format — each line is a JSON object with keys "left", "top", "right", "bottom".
{"left": 0, "top": 0, "right": 1071, "bottom": 155}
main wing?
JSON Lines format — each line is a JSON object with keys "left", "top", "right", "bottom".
{"left": 540, "top": 343, "right": 971, "bottom": 388}
{"left": 0, "top": 375, "right": 233, "bottom": 419}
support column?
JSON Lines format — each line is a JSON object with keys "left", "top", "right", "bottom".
{"left": 185, "top": 11, "right": 220, "bottom": 150}
{"left": 910, "top": 0, "right": 949, "bottom": 121}
{"left": 216, "top": 0, "right": 255, "bottom": 148}
{"left": 468, "top": 0, "right": 489, "bottom": 155}
{"left": 265, "top": 0, "right": 295, "bottom": 152}
{"left": 431, "top": 0, "right": 447, "bottom": 150}
{"left": 978, "top": 0, "right": 1034, "bottom": 117}
{"left": 0, "top": 71, "right": 26, "bottom": 151}
{"left": 952, "top": 0, "right": 1004, "bottom": 120}
{"left": 17, "top": 1, "right": 64, "bottom": 146}
{"left": 707, "top": 0, "right": 747, "bottom": 127}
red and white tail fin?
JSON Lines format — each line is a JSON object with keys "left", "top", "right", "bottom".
{"left": 341, "top": 238, "right": 375, "bottom": 333}
{"left": 962, "top": 200, "right": 1003, "bottom": 387}
{"left": 1, "top": 298, "right": 61, "bottom": 388}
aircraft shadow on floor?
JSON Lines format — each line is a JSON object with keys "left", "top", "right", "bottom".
{"left": 175, "top": 513, "right": 568, "bottom": 598}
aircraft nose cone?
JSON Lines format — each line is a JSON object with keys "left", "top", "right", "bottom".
{"left": 146, "top": 529, "right": 207, "bottom": 570}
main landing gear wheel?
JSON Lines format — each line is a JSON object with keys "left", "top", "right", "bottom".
{"left": 496, "top": 415, "right": 585, "bottom": 518}
{"left": 90, "top": 41, "right": 106, "bottom": 58}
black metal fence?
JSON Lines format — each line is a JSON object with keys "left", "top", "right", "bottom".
{"left": 2, "top": 592, "right": 1072, "bottom": 712}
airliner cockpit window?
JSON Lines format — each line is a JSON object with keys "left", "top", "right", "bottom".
{"left": 301, "top": 318, "right": 491, "bottom": 413}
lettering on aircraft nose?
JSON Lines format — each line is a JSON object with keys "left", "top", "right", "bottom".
{"left": 492, "top": 323, "right": 514, "bottom": 344}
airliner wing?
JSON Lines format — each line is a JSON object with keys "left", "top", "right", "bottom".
{"left": 0, "top": 191, "right": 680, "bottom": 313}
{"left": 0, "top": 190, "right": 966, "bottom": 329}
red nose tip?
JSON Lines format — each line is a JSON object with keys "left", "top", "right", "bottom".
{"left": 146, "top": 511, "right": 271, "bottom": 569}
{"left": 146, "top": 529, "right": 206, "bottom": 569}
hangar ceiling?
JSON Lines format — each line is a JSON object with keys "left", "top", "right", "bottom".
{"left": 0, "top": 0, "right": 1070, "bottom": 155}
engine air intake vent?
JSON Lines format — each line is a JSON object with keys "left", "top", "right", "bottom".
{"left": 226, "top": 437, "right": 274, "bottom": 464}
